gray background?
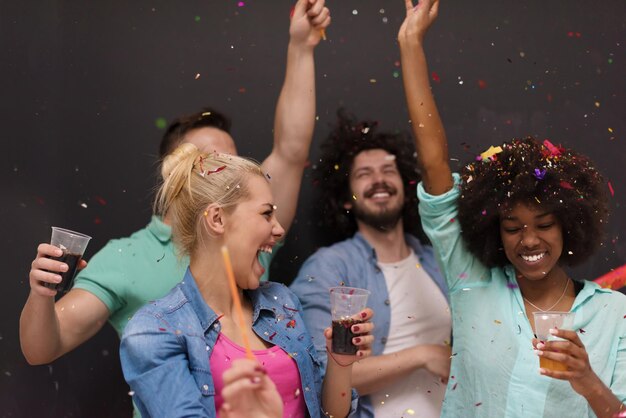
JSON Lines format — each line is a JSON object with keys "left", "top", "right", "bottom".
{"left": 1, "top": 1, "right": 625, "bottom": 416}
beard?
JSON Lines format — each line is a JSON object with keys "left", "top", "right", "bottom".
{"left": 352, "top": 201, "right": 403, "bottom": 231}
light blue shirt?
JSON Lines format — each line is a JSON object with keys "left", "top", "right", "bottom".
{"left": 290, "top": 232, "right": 448, "bottom": 418}
{"left": 418, "top": 173, "right": 626, "bottom": 417}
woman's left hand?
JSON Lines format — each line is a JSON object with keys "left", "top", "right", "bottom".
{"left": 534, "top": 328, "right": 602, "bottom": 397}
{"left": 325, "top": 308, "right": 375, "bottom": 366}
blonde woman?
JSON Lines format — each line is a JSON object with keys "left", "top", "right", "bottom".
{"left": 120, "top": 143, "right": 373, "bottom": 418}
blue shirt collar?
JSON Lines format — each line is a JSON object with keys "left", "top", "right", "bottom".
{"left": 352, "top": 231, "right": 427, "bottom": 261}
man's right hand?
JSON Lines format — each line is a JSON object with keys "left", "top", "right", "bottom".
{"left": 29, "top": 243, "right": 87, "bottom": 298}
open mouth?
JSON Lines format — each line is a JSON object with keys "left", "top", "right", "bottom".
{"left": 520, "top": 252, "right": 546, "bottom": 263}
{"left": 258, "top": 245, "right": 273, "bottom": 255}
{"left": 365, "top": 185, "right": 396, "bottom": 199}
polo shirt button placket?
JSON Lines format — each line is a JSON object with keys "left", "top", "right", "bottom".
{"left": 384, "top": 299, "right": 390, "bottom": 305}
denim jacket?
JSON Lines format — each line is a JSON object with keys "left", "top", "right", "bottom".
{"left": 290, "top": 232, "right": 449, "bottom": 418}
{"left": 120, "top": 268, "right": 355, "bottom": 418}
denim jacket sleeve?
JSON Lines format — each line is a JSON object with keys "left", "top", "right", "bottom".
{"left": 120, "top": 311, "right": 214, "bottom": 418}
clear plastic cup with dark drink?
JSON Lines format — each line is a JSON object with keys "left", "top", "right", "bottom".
{"left": 329, "top": 287, "right": 370, "bottom": 355}
{"left": 43, "top": 227, "right": 91, "bottom": 293}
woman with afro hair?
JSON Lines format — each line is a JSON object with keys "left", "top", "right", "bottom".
{"left": 398, "top": 1, "right": 625, "bottom": 417}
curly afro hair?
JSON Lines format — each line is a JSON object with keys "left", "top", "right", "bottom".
{"left": 457, "top": 137, "right": 609, "bottom": 268}
{"left": 313, "top": 109, "right": 427, "bottom": 243}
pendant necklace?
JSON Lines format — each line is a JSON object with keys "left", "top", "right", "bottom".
{"left": 523, "top": 278, "right": 571, "bottom": 312}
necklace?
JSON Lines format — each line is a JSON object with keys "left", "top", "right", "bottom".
{"left": 523, "top": 278, "right": 570, "bottom": 312}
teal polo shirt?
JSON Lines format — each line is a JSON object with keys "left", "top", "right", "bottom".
{"left": 418, "top": 174, "right": 626, "bottom": 417}
{"left": 73, "top": 216, "right": 278, "bottom": 338}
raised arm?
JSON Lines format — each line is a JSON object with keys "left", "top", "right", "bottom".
{"left": 261, "top": 0, "right": 330, "bottom": 233}
{"left": 398, "top": 0, "right": 453, "bottom": 195}
{"left": 20, "top": 243, "right": 109, "bottom": 364}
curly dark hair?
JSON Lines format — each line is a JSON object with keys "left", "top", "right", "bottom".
{"left": 457, "top": 137, "right": 609, "bottom": 268}
{"left": 159, "top": 107, "right": 232, "bottom": 158}
{"left": 314, "top": 109, "right": 427, "bottom": 243}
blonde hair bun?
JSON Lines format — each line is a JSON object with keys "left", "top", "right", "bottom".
{"left": 161, "top": 142, "right": 200, "bottom": 180}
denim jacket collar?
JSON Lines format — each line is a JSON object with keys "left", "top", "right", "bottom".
{"left": 179, "top": 268, "right": 220, "bottom": 333}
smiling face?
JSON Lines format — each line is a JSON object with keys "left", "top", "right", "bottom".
{"left": 223, "top": 175, "right": 284, "bottom": 289}
{"left": 344, "top": 149, "right": 405, "bottom": 231}
{"left": 499, "top": 202, "right": 564, "bottom": 281}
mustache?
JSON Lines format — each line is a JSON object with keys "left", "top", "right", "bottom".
{"left": 364, "top": 182, "right": 397, "bottom": 198}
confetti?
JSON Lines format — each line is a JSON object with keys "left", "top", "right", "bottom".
{"left": 533, "top": 168, "right": 547, "bottom": 180}
{"left": 480, "top": 145, "right": 503, "bottom": 161}
{"left": 155, "top": 117, "right": 167, "bottom": 129}
{"left": 431, "top": 71, "right": 441, "bottom": 83}
{"left": 608, "top": 181, "right": 614, "bottom": 196}
{"left": 286, "top": 319, "right": 296, "bottom": 328}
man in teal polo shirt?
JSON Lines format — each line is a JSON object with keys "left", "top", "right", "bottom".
{"left": 19, "top": 2, "right": 330, "bottom": 416}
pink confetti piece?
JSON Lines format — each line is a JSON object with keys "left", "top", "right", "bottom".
{"left": 608, "top": 181, "right": 615, "bottom": 196}
{"left": 543, "top": 140, "right": 562, "bottom": 157}
{"left": 477, "top": 79, "right": 487, "bottom": 89}
{"left": 431, "top": 71, "right": 441, "bottom": 83}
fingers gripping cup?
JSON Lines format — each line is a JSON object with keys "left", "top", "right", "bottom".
{"left": 43, "top": 227, "right": 91, "bottom": 293}
{"left": 533, "top": 311, "right": 575, "bottom": 371}
{"left": 329, "top": 287, "right": 370, "bottom": 355}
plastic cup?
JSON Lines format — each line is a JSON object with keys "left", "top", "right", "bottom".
{"left": 533, "top": 311, "right": 575, "bottom": 371}
{"left": 43, "top": 227, "right": 91, "bottom": 293}
{"left": 329, "top": 286, "right": 370, "bottom": 355}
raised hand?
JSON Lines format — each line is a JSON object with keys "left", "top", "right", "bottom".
{"left": 290, "top": 0, "right": 331, "bottom": 47}
{"left": 398, "top": 0, "right": 440, "bottom": 45}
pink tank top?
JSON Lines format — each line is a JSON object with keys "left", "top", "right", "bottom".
{"left": 210, "top": 332, "right": 306, "bottom": 418}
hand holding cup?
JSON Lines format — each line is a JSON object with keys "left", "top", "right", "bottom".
{"left": 29, "top": 227, "right": 90, "bottom": 297}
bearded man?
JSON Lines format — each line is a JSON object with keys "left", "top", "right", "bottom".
{"left": 290, "top": 110, "right": 451, "bottom": 418}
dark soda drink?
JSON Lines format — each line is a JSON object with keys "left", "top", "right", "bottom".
{"left": 331, "top": 318, "right": 364, "bottom": 355}
{"left": 43, "top": 251, "right": 82, "bottom": 293}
